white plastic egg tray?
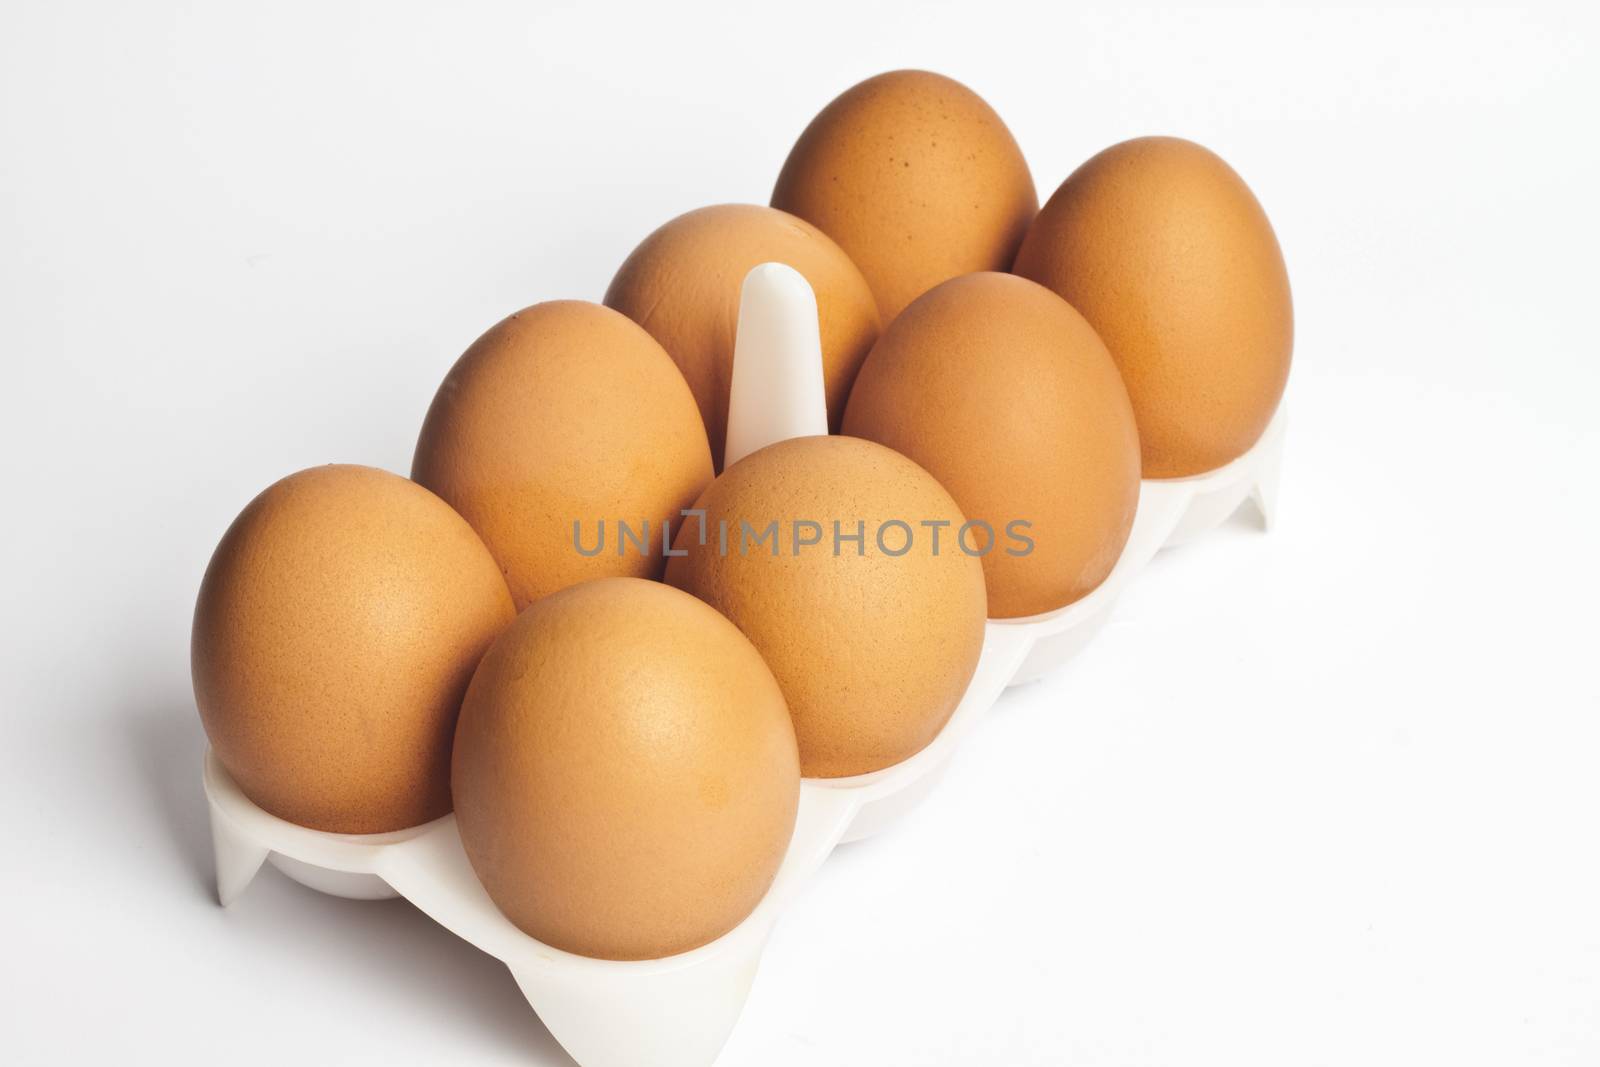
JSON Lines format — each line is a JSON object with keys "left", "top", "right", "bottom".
{"left": 203, "top": 262, "right": 1285, "bottom": 1067}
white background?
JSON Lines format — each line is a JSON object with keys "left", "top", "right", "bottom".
{"left": 3, "top": 1, "right": 1597, "bottom": 1064}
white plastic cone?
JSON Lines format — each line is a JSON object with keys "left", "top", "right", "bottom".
{"left": 722, "top": 262, "right": 829, "bottom": 467}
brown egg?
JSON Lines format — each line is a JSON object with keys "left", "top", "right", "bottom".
{"left": 452, "top": 577, "right": 799, "bottom": 960}
{"left": 665, "top": 435, "right": 986, "bottom": 778}
{"left": 412, "top": 301, "right": 713, "bottom": 610}
{"left": 1013, "top": 136, "right": 1293, "bottom": 477}
{"left": 192, "top": 465, "right": 515, "bottom": 834}
{"left": 842, "top": 273, "right": 1140, "bottom": 618}
{"left": 604, "top": 204, "right": 880, "bottom": 469}
{"left": 771, "top": 69, "right": 1038, "bottom": 322}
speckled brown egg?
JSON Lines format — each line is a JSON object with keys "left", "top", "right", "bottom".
{"left": 843, "top": 272, "right": 1140, "bottom": 619}
{"left": 1013, "top": 136, "right": 1293, "bottom": 477}
{"left": 192, "top": 464, "right": 515, "bottom": 834}
{"left": 665, "top": 435, "right": 986, "bottom": 778}
{"left": 412, "top": 301, "right": 713, "bottom": 610}
{"left": 452, "top": 577, "right": 799, "bottom": 961}
{"left": 604, "top": 204, "right": 880, "bottom": 470}
{"left": 771, "top": 69, "right": 1038, "bottom": 322}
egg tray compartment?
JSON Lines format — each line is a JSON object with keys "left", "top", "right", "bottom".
{"left": 202, "top": 264, "right": 1285, "bottom": 1067}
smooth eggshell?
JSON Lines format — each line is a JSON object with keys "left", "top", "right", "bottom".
{"left": 192, "top": 464, "right": 516, "bottom": 834}
{"left": 604, "top": 203, "right": 880, "bottom": 470}
{"left": 451, "top": 577, "right": 800, "bottom": 961}
{"left": 842, "top": 272, "right": 1141, "bottom": 618}
{"left": 412, "top": 301, "right": 713, "bottom": 610}
{"left": 771, "top": 69, "right": 1038, "bottom": 322}
{"left": 1012, "top": 136, "right": 1293, "bottom": 477}
{"left": 665, "top": 435, "right": 987, "bottom": 778}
